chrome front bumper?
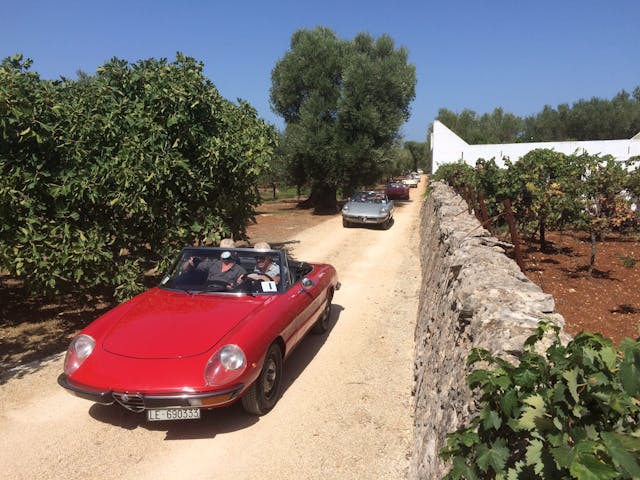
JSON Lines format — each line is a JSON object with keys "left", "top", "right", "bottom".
{"left": 342, "top": 214, "right": 388, "bottom": 224}
{"left": 58, "top": 374, "right": 243, "bottom": 412}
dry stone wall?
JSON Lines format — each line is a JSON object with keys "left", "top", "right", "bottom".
{"left": 409, "top": 182, "right": 567, "bottom": 479}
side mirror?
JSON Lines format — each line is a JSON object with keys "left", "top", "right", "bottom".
{"left": 301, "top": 277, "right": 314, "bottom": 288}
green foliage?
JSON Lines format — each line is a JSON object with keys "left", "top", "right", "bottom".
{"left": 576, "top": 155, "right": 637, "bottom": 233}
{"left": 625, "top": 158, "right": 640, "bottom": 202}
{"left": 436, "top": 88, "right": 640, "bottom": 144}
{"left": 441, "top": 322, "right": 640, "bottom": 479}
{"left": 503, "top": 149, "right": 585, "bottom": 247}
{"left": 375, "top": 139, "right": 411, "bottom": 179}
{"left": 474, "top": 158, "right": 508, "bottom": 219}
{"left": 0, "top": 53, "right": 276, "bottom": 301}
{"left": 615, "top": 254, "right": 637, "bottom": 269}
{"left": 432, "top": 161, "right": 476, "bottom": 192}
{"left": 436, "top": 149, "right": 638, "bottom": 259}
{"left": 404, "top": 141, "right": 428, "bottom": 172}
{"left": 436, "top": 107, "right": 525, "bottom": 144}
{"left": 271, "top": 27, "right": 416, "bottom": 210}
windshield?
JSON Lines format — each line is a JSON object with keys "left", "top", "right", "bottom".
{"left": 159, "top": 247, "right": 283, "bottom": 295}
{"left": 350, "top": 192, "right": 387, "bottom": 204}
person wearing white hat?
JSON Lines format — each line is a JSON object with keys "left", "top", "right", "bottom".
{"left": 206, "top": 250, "right": 246, "bottom": 288}
{"left": 247, "top": 242, "right": 281, "bottom": 284}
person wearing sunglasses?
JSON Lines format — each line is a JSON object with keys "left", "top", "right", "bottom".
{"left": 247, "top": 242, "right": 281, "bottom": 284}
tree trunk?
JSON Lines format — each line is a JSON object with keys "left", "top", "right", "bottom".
{"left": 297, "top": 184, "right": 338, "bottom": 214}
{"left": 589, "top": 229, "right": 596, "bottom": 276}
{"left": 539, "top": 219, "right": 547, "bottom": 251}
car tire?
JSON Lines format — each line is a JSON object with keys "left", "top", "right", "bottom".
{"left": 241, "top": 343, "right": 283, "bottom": 415}
{"left": 342, "top": 218, "right": 351, "bottom": 228}
{"left": 378, "top": 217, "right": 389, "bottom": 230}
{"left": 311, "top": 289, "right": 334, "bottom": 334}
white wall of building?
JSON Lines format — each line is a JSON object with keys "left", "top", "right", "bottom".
{"left": 431, "top": 120, "right": 640, "bottom": 171}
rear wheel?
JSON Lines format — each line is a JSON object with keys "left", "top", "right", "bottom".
{"left": 241, "top": 343, "right": 283, "bottom": 415}
{"left": 312, "top": 289, "right": 334, "bottom": 334}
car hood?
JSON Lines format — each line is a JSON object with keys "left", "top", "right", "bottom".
{"left": 102, "top": 288, "right": 263, "bottom": 359}
{"left": 344, "top": 202, "right": 388, "bottom": 215}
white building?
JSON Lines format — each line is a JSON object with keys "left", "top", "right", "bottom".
{"left": 430, "top": 119, "right": 640, "bottom": 171}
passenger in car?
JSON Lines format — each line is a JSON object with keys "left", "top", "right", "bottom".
{"left": 248, "top": 242, "right": 281, "bottom": 284}
{"left": 219, "top": 238, "right": 235, "bottom": 248}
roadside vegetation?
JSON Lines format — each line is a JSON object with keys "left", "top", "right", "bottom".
{"left": 432, "top": 151, "right": 640, "bottom": 275}
{"left": 432, "top": 93, "right": 640, "bottom": 479}
{"left": 1, "top": 53, "right": 277, "bottom": 300}
{"left": 441, "top": 322, "right": 640, "bottom": 479}
{"left": 433, "top": 151, "right": 640, "bottom": 477}
{"left": 428, "top": 87, "right": 640, "bottom": 146}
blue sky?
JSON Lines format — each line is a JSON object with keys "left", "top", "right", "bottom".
{"left": 2, "top": 0, "right": 638, "bottom": 142}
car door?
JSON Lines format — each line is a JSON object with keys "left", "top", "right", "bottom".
{"left": 281, "top": 259, "right": 325, "bottom": 350}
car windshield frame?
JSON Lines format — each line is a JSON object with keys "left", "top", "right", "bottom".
{"left": 159, "top": 247, "right": 289, "bottom": 296}
{"left": 350, "top": 191, "right": 389, "bottom": 204}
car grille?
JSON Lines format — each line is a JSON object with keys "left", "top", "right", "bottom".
{"left": 113, "top": 392, "right": 145, "bottom": 412}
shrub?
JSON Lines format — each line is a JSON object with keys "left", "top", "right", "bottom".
{"left": 440, "top": 322, "right": 640, "bottom": 479}
{"left": 0, "top": 54, "right": 276, "bottom": 301}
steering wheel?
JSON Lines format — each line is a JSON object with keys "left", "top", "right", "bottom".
{"left": 236, "top": 274, "right": 272, "bottom": 294}
{"left": 204, "top": 279, "right": 230, "bottom": 292}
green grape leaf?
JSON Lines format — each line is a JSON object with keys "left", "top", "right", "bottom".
{"left": 518, "top": 394, "right": 546, "bottom": 431}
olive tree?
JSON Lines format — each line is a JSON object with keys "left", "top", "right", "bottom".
{"left": 270, "top": 27, "right": 416, "bottom": 211}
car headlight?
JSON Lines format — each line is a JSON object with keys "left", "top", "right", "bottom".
{"left": 204, "top": 344, "right": 246, "bottom": 386}
{"left": 342, "top": 205, "right": 349, "bottom": 212}
{"left": 64, "top": 334, "right": 95, "bottom": 375}
{"left": 380, "top": 207, "right": 388, "bottom": 214}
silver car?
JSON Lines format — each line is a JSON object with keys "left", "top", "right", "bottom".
{"left": 341, "top": 191, "right": 394, "bottom": 229}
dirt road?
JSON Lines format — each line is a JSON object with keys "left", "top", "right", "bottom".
{"left": 0, "top": 180, "right": 425, "bottom": 480}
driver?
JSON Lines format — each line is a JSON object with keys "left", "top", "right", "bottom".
{"left": 207, "top": 251, "right": 246, "bottom": 289}
{"left": 247, "top": 242, "right": 281, "bottom": 284}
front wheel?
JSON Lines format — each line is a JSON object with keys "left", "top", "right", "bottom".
{"left": 241, "top": 343, "right": 283, "bottom": 415}
{"left": 342, "top": 218, "right": 351, "bottom": 228}
{"left": 380, "top": 216, "right": 393, "bottom": 230}
{"left": 312, "top": 289, "right": 334, "bottom": 334}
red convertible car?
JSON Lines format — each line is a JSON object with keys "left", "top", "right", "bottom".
{"left": 385, "top": 181, "right": 410, "bottom": 200}
{"left": 58, "top": 246, "right": 340, "bottom": 421}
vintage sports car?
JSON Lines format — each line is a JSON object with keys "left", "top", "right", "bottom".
{"left": 385, "top": 181, "right": 410, "bottom": 200}
{"left": 341, "top": 190, "right": 394, "bottom": 229}
{"left": 58, "top": 246, "right": 340, "bottom": 421}
{"left": 401, "top": 174, "right": 419, "bottom": 188}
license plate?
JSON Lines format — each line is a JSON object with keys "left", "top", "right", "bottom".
{"left": 147, "top": 408, "right": 201, "bottom": 421}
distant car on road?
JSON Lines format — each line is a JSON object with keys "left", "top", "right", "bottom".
{"left": 342, "top": 191, "right": 394, "bottom": 229}
{"left": 385, "top": 181, "right": 410, "bottom": 200}
{"left": 401, "top": 175, "right": 419, "bottom": 188}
